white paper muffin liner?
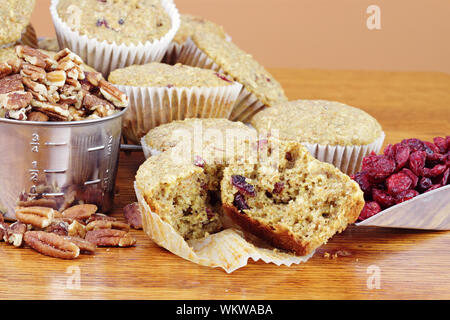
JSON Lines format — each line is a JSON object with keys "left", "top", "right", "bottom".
{"left": 50, "top": 0, "right": 181, "bottom": 77}
{"left": 115, "top": 81, "right": 243, "bottom": 144}
{"left": 140, "top": 137, "right": 161, "bottom": 159}
{"left": 301, "top": 132, "right": 386, "bottom": 175}
{"left": 177, "top": 38, "right": 267, "bottom": 123}
{"left": 135, "top": 182, "right": 313, "bottom": 273}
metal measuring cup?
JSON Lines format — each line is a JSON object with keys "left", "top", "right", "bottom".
{"left": 0, "top": 109, "right": 126, "bottom": 220}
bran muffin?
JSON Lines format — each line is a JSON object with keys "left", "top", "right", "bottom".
{"left": 220, "top": 138, "right": 364, "bottom": 256}
{"left": 251, "top": 100, "right": 385, "bottom": 174}
{"left": 51, "top": 0, "right": 180, "bottom": 76}
{"left": 163, "top": 14, "right": 228, "bottom": 65}
{"left": 135, "top": 150, "right": 223, "bottom": 240}
{"left": 177, "top": 32, "right": 287, "bottom": 122}
{"left": 108, "top": 62, "right": 243, "bottom": 144}
{"left": 56, "top": 0, "right": 171, "bottom": 45}
{"left": 0, "top": 0, "right": 36, "bottom": 47}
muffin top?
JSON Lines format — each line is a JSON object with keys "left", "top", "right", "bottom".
{"left": 190, "top": 32, "right": 287, "bottom": 106}
{"left": 144, "top": 118, "right": 257, "bottom": 154}
{"left": 251, "top": 100, "right": 383, "bottom": 146}
{"left": 173, "top": 14, "right": 226, "bottom": 44}
{"left": 0, "top": 0, "right": 36, "bottom": 46}
{"left": 0, "top": 47, "right": 17, "bottom": 62}
{"left": 56, "top": 0, "right": 171, "bottom": 45}
{"left": 108, "top": 62, "right": 234, "bottom": 87}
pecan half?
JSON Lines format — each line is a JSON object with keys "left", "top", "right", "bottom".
{"left": 85, "top": 213, "right": 117, "bottom": 224}
{"left": 62, "top": 204, "right": 97, "bottom": 220}
{"left": 45, "top": 70, "right": 66, "bottom": 87}
{"left": 45, "top": 220, "right": 69, "bottom": 236}
{"left": 31, "top": 100, "right": 70, "bottom": 121}
{"left": 85, "top": 71, "right": 103, "bottom": 87}
{"left": 85, "top": 229, "right": 136, "bottom": 247}
{"left": 0, "top": 62, "right": 13, "bottom": 79}
{"left": 0, "top": 91, "right": 33, "bottom": 110}
{"left": 85, "top": 220, "right": 130, "bottom": 232}
{"left": 24, "top": 231, "right": 80, "bottom": 259}
{"left": 5, "top": 222, "right": 27, "bottom": 247}
{"left": 27, "top": 111, "right": 49, "bottom": 122}
{"left": 0, "top": 74, "right": 24, "bottom": 94}
{"left": 68, "top": 220, "right": 86, "bottom": 238}
{"left": 99, "top": 79, "right": 128, "bottom": 108}
{"left": 123, "top": 202, "right": 143, "bottom": 230}
{"left": 15, "top": 206, "right": 56, "bottom": 228}
{"left": 15, "top": 45, "right": 46, "bottom": 69}
{"left": 64, "top": 236, "right": 96, "bottom": 254}
{"left": 21, "top": 63, "right": 46, "bottom": 82}
{"left": 17, "top": 198, "right": 58, "bottom": 209}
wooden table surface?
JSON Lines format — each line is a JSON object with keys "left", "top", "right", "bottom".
{"left": 1, "top": 69, "right": 449, "bottom": 300}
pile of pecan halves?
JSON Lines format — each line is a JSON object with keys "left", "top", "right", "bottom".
{"left": 0, "top": 202, "right": 142, "bottom": 259}
{"left": 0, "top": 45, "right": 128, "bottom": 121}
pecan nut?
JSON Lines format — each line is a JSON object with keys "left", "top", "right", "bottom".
{"left": 99, "top": 79, "right": 128, "bottom": 108}
{"left": 64, "top": 236, "right": 96, "bottom": 254}
{"left": 123, "top": 202, "right": 143, "bottom": 230}
{"left": 85, "top": 213, "right": 117, "bottom": 224}
{"left": 85, "top": 229, "right": 136, "bottom": 247}
{"left": 85, "top": 220, "right": 130, "bottom": 232}
{"left": 45, "top": 220, "right": 69, "bottom": 236}
{"left": 68, "top": 220, "right": 86, "bottom": 238}
{"left": 27, "top": 111, "right": 49, "bottom": 122}
{"left": 17, "top": 198, "right": 58, "bottom": 210}
{"left": 62, "top": 204, "right": 97, "bottom": 220}
{"left": 5, "top": 222, "right": 28, "bottom": 247}
{"left": 15, "top": 206, "right": 56, "bottom": 228}
{"left": 24, "top": 231, "right": 80, "bottom": 259}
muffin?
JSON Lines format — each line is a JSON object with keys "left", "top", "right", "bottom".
{"left": 177, "top": 32, "right": 287, "bottom": 122}
{"left": 135, "top": 135, "right": 363, "bottom": 268}
{"left": 0, "top": 0, "right": 36, "bottom": 47}
{"left": 141, "top": 118, "right": 257, "bottom": 158}
{"left": 0, "top": 1, "right": 37, "bottom": 48}
{"left": 250, "top": 100, "right": 385, "bottom": 175}
{"left": 38, "top": 37, "right": 61, "bottom": 52}
{"left": 221, "top": 138, "right": 364, "bottom": 256}
{"left": 51, "top": 0, "right": 180, "bottom": 76}
{"left": 108, "top": 62, "right": 243, "bottom": 144}
{"left": 163, "top": 14, "right": 228, "bottom": 65}
{"left": 135, "top": 150, "right": 223, "bottom": 240}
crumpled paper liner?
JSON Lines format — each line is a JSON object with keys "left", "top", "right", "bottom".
{"left": 302, "top": 132, "right": 385, "bottom": 175}
{"left": 177, "top": 38, "right": 267, "bottom": 123}
{"left": 50, "top": 0, "right": 180, "bottom": 76}
{"left": 135, "top": 183, "right": 313, "bottom": 273}
{"left": 115, "top": 81, "right": 243, "bottom": 144}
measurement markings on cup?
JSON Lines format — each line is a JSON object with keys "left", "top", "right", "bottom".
{"left": 28, "top": 133, "right": 68, "bottom": 199}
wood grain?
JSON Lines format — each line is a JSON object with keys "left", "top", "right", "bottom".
{"left": 1, "top": 69, "right": 449, "bottom": 300}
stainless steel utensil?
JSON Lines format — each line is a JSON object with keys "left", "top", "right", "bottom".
{"left": 0, "top": 110, "right": 126, "bottom": 220}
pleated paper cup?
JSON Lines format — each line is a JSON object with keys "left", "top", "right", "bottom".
{"left": 135, "top": 183, "right": 313, "bottom": 273}
{"left": 302, "top": 132, "right": 385, "bottom": 175}
{"left": 50, "top": 0, "right": 181, "bottom": 77}
{"left": 177, "top": 38, "right": 266, "bottom": 123}
{"left": 115, "top": 81, "right": 243, "bottom": 145}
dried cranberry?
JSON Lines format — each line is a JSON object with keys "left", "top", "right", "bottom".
{"left": 424, "top": 141, "right": 440, "bottom": 154}
{"left": 426, "top": 152, "right": 445, "bottom": 164}
{"left": 418, "top": 177, "right": 433, "bottom": 191}
{"left": 96, "top": 18, "right": 109, "bottom": 28}
{"left": 118, "top": 18, "right": 125, "bottom": 25}
{"left": 386, "top": 172, "right": 412, "bottom": 196}
{"left": 383, "top": 144, "right": 395, "bottom": 158}
{"left": 358, "top": 202, "right": 381, "bottom": 221}
{"left": 409, "top": 151, "right": 427, "bottom": 176}
{"left": 233, "top": 193, "right": 250, "bottom": 212}
{"left": 433, "top": 137, "right": 447, "bottom": 154}
{"left": 425, "top": 184, "right": 442, "bottom": 193}
{"left": 231, "top": 175, "right": 256, "bottom": 197}
{"left": 401, "top": 138, "right": 426, "bottom": 152}
{"left": 352, "top": 171, "right": 372, "bottom": 199}
{"left": 215, "top": 72, "right": 232, "bottom": 83}
{"left": 424, "top": 164, "right": 447, "bottom": 177}
{"left": 395, "top": 189, "right": 419, "bottom": 204}
{"left": 194, "top": 155, "right": 205, "bottom": 168}
{"left": 273, "top": 182, "right": 284, "bottom": 194}
{"left": 394, "top": 144, "right": 410, "bottom": 170}
{"left": 440, "top": 168, "right": 449, "bottom": 185}
{"left": 372, "top": 189, "right": 395, "bottom": 208}
{"left": 399, "top": 168, "right": 418, "bottom": 189}
{"left": 446, "top": 136, "right": 450, "bottom": 152}
{"left": 361, "top": 154, "right": 396, "bottom": 182}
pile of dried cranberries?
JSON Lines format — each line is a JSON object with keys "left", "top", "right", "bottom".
{"left": 352, "top": 136, "right": 450, "bottom": 221}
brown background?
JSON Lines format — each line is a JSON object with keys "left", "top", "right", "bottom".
{"left": 32, "top": 0, "right": 450, "bottom": 72}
